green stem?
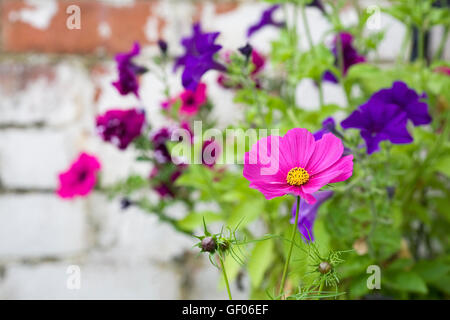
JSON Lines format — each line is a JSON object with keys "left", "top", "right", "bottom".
{"left": 316, "top": 281, "right": 324, "bottom": 300}
{"left": 278, "top": 196, "right": 301, "bottom": 298}
{"left": 318, "top": 81, "right": 325, "bottom": 107}
{"left": 300, "top": 5, "right": 324, "bottom": 107}
{"left": 418, "top": 26, "right": 424, "bottom": 62}
{"left": 433, "top": 25, "right": 449, "bottom": 61}
{"left": 300, "top": 6, "right": 314, "bottom": 52}
{"left": 397, "top": 25, "right": 412, "bottom": 64}
{"left": 220, "top": 255, "right": 232, "bottom": 300}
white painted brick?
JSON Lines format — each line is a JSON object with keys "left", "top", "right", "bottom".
{"left": 87, "top": 193, "right": 194, "bottom": 263}
{"left": 0, "top": 62, "right": 94, "bottom": 127}
{"left": 0, "top": 259, "right": 181, "bottom": 299}
{"left": 0, "top": 129, "right": 80, "bottom": 189}
{"left": 0, "top": 194, "right": 87, "bottom": 259}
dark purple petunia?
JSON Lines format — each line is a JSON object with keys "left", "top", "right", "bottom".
{"left": 314, "top": 117, "right": 353, "bottom": 156}
{"left": 247, "top": 4, "right": 285, "bottom": 38}
{"left": 341, "top": 101, "right": 412, "bottom": 154}
{"left": 96, "top": 108, "right": 146, "bottom": 150}
{"left": 314, "top": 117, "right": 337, "bottom": 140}
{"left": 150, "top": 164, "right": 187, "bottom": 198}
{"left": 341, "top": 81, "right": 431, "bottom": 154}
{"left": 291, "top": 191, "right": 334, "bottom": 242}
{"left": 322, "top": 70, "right": 338, "bottom": 83}
{"left": 175, "top": 23, "right": 226, "bottom": 91}
{"left": 323, "top": 32, "right": 366, "bottom": 83}
{"left": 112, "top": 42, "right": 147, "bottom": 97}
{"left": 307, "top": 0, "right": 325, "bottom": 13}
{"left": 157, "top": 39, "right": 168, "bottom": 55}
{"left": 367, "top": 81, "right": 432, "bottom": 126}
{"left": 151, "top": 127, "right": 173, "bottom": 164}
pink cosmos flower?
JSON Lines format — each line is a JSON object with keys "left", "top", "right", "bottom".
{"left": 243, "top": 128, "right": 353, "bottom": 204}
{"left": 57, "top": 152, "right": 101, "bottom": 199}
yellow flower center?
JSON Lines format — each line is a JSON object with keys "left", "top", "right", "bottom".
{"left": 286, "top": 167, "right": 310, "bottom": 186}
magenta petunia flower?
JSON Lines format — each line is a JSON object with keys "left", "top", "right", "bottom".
{"left": 217, "top": 49, "right": 266, "bottom": 89}
{"left": 202, "top": 139, "right": 221, "bottom": 168}
{"left": 57, "top": 152, "right": 101, "bottom": 199}
{"left": 150, "top": 164, "right": 187, "bottom": 198}
{"left": 151, "top": 127, "right": 173, "bottom": 164}
{"left": 179, "top": 82, "right": 207, "bottom": 116}
{"left": 112, "top": 42, "right": 147, "bottom": 98}
{"left": 323, "top": 32, "right": 366, "bottom": 83}
{"left": 434, "top": 65, "right": 450, "bottom": 76}
{"left": 96, "top": 108, "right": 146, "bottom": 150}
{"left": 243, "top": 128, "right": 353, "bottom": 204}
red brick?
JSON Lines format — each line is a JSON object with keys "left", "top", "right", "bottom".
{"left": 1, "top": 0, "right": 165, "bottom": 55}
{"left": 214, "top": 2, "right": 239, "bottom": 15}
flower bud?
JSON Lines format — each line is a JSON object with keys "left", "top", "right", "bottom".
{"left": 201, "top": 237, "right": 217, "bottom": 253}
{"left": 120, "top": 198, "right": 133, "bottom": 210}
{"left": 386, "top": 186, "right": 396, "bottom": 200}
{"left": 238, "top": 43, "right": 253, "bottom": 60}
{"left": 318, "top": 261, "right": 332, "bottom": 274}
{"left": 158, "top": 39, "right": 168, "bottom": 55}
{"left": 219, "top": 239, "right": 230, "bottom": 251}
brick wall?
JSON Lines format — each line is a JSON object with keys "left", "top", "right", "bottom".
{"left": 0, "top": 0, "right": 448, "bottom": 299}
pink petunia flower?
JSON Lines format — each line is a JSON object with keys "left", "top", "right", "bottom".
{"left": 57, "top": 152, "right": 101, "bottom": 199}
{"left": 160, "top": 83, "right": 207, "bottom": 117}
{"left": 217, "top": 49, "right": 266, "bottom": 89}
{"left": 434, "top": 65, "right": 450, "bottom": 76}
{"left": 243, "top": 128, "right": 353, "bottom": 204}
{"left": 179, "top": 82, "right": 207, "bottom": 116}
{"left": 202, "top": 139, "right": 221, "bottom": 168}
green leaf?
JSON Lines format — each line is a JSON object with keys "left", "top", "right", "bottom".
{"left": 177, "top": 211, "right": 223, "bottom": 231}
{"left": 433, "top": 154, "right": 450, "bottom": 177}
{"left": 413, "top": 259, "right": 450, "bottom": 283}
{"left": 384, "top": 271, "right": 428, "bottom": 294}
{"left": 227, "top": 198, "right": 265, "bottom": 229}
{"left": 349, "top": 275, "right": 370, "bottom": 299}
{"left": 248, "top": 240, "right": 274, "bottom": 288}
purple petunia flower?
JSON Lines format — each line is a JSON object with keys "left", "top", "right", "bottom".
{"left": 341, "top": 81, "right": 431, "bottom": 154}
{"left": 291, "top": 190, "right": 334, "bottom": 242}
{"left": 96, "top": 108, "right": 146, "bottom": 150}
{"left": 247, "top": 4, "right": 285, "bottom": 38}
{"left": 323, "top": 32, "right": 366, "bottom": 83}
{"left": 175, "top": 23, "right": 226, "bottom": 91}
{"left": 150, "top": 164, "right": 187, "bottom": 198}
{"left": 314, "top": 117, "right": 337, "bottom": 140}
{"left": 366, "top": 81, "right": 432, "bottom": 126}
{"left": 341, "top": 101, "right": 412, "bottom": 154}
{"left": 151, "top": 127, "right": 173, "bottom": 164}
{"left": 112, "top": 42, "right": 147, "bottom": 97}
{"left": 307, "top": 0, "right": 325, "bottom": 13}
